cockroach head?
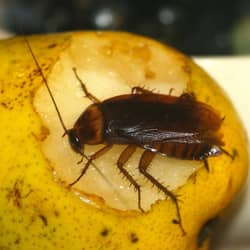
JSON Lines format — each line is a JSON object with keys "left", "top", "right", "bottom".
{"left": 70, "top": 104, "right": 104, "bottom": 146}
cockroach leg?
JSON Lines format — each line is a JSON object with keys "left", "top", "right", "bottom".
{"left": 138, "top": 149, "right": 186, "bottom": 235}
{"left": 203, "top": 158, "right": 210, "bottom": 172}
{"left": 179, "top": 92, "right": 196, "bottom": 102}
{"left": 131, "top": 86, "right": 154, "bottom": 95}
{"left": 70, "top": 144, "right": 113, "bottom": 186}
{"left": 117, "top": 145, "right": 144, "bottom": 211}
{"left": 72, "top": 67, "right": 100, "bottom": 103}
{"left": 133, "top": 85, "right": 176, "bottom": 96}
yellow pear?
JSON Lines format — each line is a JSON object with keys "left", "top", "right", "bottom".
{"left": 0, "top": 32, "right": 248, "bottom": 250}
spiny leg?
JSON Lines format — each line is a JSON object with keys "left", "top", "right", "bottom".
{"left": 203, "top": 158, "right": 210, "bottom": 172}
{"left": 117, "top": 145, "right": 144, "bottom": 211}
{"left": 132, "top": 85, "right": 176, "bottom": 96}
{"left": 72, "top": 67, "right": 100, "bottom": 103}
{"left": 131, "top": 86, "right": 155, "bottom": 94}
{"left": 70, "top": 144, "right": 113, "bottom": 186}
{"left": 138, "top": 149, "right": 186, "bottom": 235}
{"left": 179, "top": 92, "right": 196, "bottom": 103}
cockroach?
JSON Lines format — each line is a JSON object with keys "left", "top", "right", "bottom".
{"left": 24, "top": 37, "right": 233, "bottom": 236}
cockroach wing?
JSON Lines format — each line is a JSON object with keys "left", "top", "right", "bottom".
{"left": 102, "top": 93, "right": 224, "bottom": 147}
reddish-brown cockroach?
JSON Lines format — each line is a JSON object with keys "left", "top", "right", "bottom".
{"left": 25, "top": 37, "right": 233, "bottom": 236}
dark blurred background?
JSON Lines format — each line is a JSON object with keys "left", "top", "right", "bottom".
{"left": 0, "top": 0, "right": 250, "bottom": 55}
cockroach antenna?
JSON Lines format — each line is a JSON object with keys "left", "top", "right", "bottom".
{"left": 23, "top": 36, "right": 68, "bottom": 133}
{"left": 23, "top": 36, "right": 127, "bottom": 208}
{"left": 23, "top": 36, "right": 90, "bottom": 160}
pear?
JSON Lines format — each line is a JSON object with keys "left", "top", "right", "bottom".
{"left": 0, "top": 32, "right": 248, "bottom": 250}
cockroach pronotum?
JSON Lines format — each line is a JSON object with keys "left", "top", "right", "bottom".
{"left": 24, "top": 37, "right": 233, "bottom": 236}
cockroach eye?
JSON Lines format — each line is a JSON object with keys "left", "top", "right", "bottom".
{"left": 68, "top": 129, "right": 82, "bottom": 153}
{"left": 208, "top": 146, "right": 221, "bottom": 156}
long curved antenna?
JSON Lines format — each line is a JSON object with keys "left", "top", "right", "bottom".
{"left": 23, "top": 36, "right": 68, "bottom": 133}
{"left": 24, "top": 37, "right": 127, "bottom": 208}
{"left": 24, "top": 36, "right": 92, "bottom": 165}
